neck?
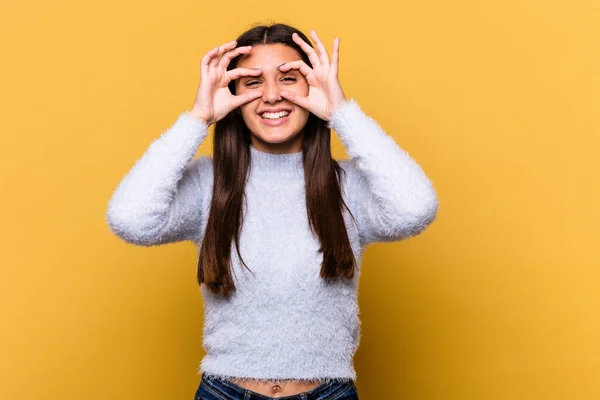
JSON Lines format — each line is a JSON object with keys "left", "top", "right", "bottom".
{"left": 249, "top": 143, "right": 304, "bottom": 180}
{"left": 249, "top": 132, "right": 303, "bottom": 154}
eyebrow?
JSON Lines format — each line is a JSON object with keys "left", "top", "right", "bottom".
{"left": 237, "top": 67, "right": 300, "bottom": 82}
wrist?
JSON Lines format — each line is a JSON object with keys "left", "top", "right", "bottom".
{"left": 327, "top": 97, "right": 348, "bottom": 121}
{"left": 188, "top": 107, "right": 212, "bottom": 126}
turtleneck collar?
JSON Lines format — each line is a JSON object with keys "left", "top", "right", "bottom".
{"left": 249, "top": 143, "right": 304, "bottom": 179}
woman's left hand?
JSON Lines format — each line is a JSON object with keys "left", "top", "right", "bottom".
{"left": 278, "top": 30, "right": 347, "bottom": 122}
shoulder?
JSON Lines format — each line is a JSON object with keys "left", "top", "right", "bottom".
{"left": 186, "top": 155, "right": 214, "bottom": 240}
{"left": 189, "top": 154, "right": 213, "bottom": 169}
{"left": 187, "top": 154, "right": 213, "bottom": 176}
{"left": 184, "top": 155, "right": 214, "bottom": 196}
{"left": 336, "top": 158, "right": 362, "bottom": 183}
{"left": 335, "top": 158, "right": 364, "bottom": 199}
{"left": 336, "top": 158, "right": 355, "bottom": 170}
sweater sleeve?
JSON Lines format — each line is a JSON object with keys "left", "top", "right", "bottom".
{"left": 329, "top": 98, "right": 439, "bottom": 245}
{"left": 105, "top": 112, "right": 212, "bottom": 246}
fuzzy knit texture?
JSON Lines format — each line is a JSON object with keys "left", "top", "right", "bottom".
{"left": 105, "top": 98, "right": 439, "bottom": 384}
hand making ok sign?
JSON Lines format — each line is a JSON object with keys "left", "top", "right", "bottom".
{"left": 278, "top": 30, "right": 347, "bottom": 122}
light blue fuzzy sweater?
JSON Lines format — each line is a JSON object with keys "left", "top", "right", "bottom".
{"left": 105, "top": 98, "right": 439, "bottom": 384}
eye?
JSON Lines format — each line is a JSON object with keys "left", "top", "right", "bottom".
{"left": 245, "top": 76, "right": 296, "bottom": 87}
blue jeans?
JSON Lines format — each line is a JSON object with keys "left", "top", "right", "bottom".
{"left": 195, "top": 374, "right": 359, "bottom": 400}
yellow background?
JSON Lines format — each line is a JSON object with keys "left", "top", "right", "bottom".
{"left": 1, "top": 0, "right": 598, "bottom": 398}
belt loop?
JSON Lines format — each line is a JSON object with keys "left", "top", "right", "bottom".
{"left": 300, "top": 394, "right": 308, "bottom": 400}
{"left": 244, "top": 390, "right": 251, "bottom": 400}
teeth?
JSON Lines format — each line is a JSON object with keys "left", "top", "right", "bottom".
{"left": 261, "top": 111, "right": 290, "bottom": 120}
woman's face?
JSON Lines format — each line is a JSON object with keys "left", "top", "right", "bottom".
{"left": 234, "top": 43, "right": 310, "bottom": 154}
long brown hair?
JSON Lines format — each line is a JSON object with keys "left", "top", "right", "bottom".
{"left": 198, "top": 23, "right": 357, "bottom": 297}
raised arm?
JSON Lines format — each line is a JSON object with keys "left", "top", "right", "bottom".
{"left": 105, "top": 114, "right": 212, "bottom": 245}
{"left": 273, "top": 31, "right": 438, "bottom": 245}
{"left": 106, "top": 39, "right": 265, "bottom": 246}
{"left": 331, "top": 98, "right": 439, "bottom": 245}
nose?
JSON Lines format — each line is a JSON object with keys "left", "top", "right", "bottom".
{"left": 262, "top": 80, "right": 282, "bottom": 103}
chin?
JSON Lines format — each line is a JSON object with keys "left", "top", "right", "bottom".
{"left": 254, "top": 130, "right": 299, "bottom": 145}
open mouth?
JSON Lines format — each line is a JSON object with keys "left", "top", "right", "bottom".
{"left": 258, "top": 110, "right": 291, "bottom": 126}
{"left": 260, "top": 110, "right": 291, "bottom": 120}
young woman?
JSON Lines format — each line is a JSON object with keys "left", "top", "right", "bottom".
{"left": 106, "top": 23, "right": 439, "bottom": 400}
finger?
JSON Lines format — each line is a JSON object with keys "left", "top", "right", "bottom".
{"left": 209, "top": 40, "right": 237, "bottom": 70}
{"left": 291, "top": 32, "right": 320, "bottom": 68}
{"left": 331, "top": 38, "right": 339, "bottom": 75}
{"left": 209, "top": 40, "right": 237, "bottom": 67}
{"left": 201, "top": 46, "right": 220, "bottom": 77}
{"left": 217, "top": 45, "right": 252, "bottom": 71}
{"left": 231, "top": 90, "right": 263, "bottom": 109}
{"left": 226, "top": 67, "right": 263, "bottom": 82}
{"left": 279, "top": 90, "right": 310, "bottom": 110}
{"left": 278, "top": 60, "right": 313, "bottom": 77}
{"left": 310, "top": 29, "right": 330, "bottom": 66}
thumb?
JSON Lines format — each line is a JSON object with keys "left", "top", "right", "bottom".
{"left": 280, "top": 91, "right": 310, "bottom": 110}
{"left": 231, "top": 91, "right": 263, "bottom": 109}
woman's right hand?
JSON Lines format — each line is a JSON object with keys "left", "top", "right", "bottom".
{"left": 190, "top": 40, "right": 263, "bottom": 125}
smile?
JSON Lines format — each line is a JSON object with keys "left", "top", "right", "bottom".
{"left": 260, "top": 111, "right": 290, "bottom": 120}
{"left": 259, "top": 110, "right": 291, "bottom": 126}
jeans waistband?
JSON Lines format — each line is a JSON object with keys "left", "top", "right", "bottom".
{"left": 200, "top": 373, "right": 357, "bottom": 400}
